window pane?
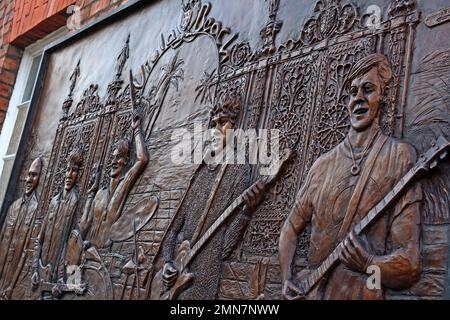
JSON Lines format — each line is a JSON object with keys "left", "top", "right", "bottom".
{"left": 0, "top": 156, "right": 15, "bottom": 205}
{"left": 22, "top": 54, "right": 42, "bottom": 103}
{"left": 6, "top": 102, "right": 29, "bottom": 155}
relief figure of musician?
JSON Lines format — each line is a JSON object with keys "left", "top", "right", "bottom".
{"left": 32, "top": 149, "right": 83, "bottom": 299}
{"left": 279, "top": 54, "right": 422, "bottom": 300}
{"left": 151, "top": 93, "right": 266, "bottom": 300}
{"left": 0, "top": 157, "right": 43, "bottom": 299}
{"left": 79, "top": 110, "right": 149, "bottom": 250}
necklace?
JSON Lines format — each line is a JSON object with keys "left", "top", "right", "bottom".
{"left": 346, "top": 130, "right": 380, "bottom": 176}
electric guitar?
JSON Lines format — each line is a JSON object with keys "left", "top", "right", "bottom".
{"left": 285, "top": 135, "right": 450, "bottom": 299}
{"left": 150, "top": 148, "right": 294, "bottom": 300}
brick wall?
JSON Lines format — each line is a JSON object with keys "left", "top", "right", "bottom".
{"left": 10, "top": 0, "right": 76, "bottom": 47}
{"left": 0, "top": 0, "right": 22, "bottom": 133}
{"left": 0, "top": 0, "right": 130, "bottom": 134}
{"left": 78, "top": 0, "right": 130, "bottom": 25}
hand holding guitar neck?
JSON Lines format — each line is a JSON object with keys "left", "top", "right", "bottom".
{"left": 244, "top": 148, "right": 293, "bottom": 214}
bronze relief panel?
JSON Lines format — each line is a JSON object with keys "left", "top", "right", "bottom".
{"left": 0, "top": 0, "right": 449, "bottom": 300}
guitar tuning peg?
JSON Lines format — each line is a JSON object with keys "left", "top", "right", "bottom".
{"left": 430, "top": 160, "right": 438, "bottom": 169}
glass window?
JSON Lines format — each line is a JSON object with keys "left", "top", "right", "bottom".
{"left": 21, "top": 54, "right": 42, "bottom": 103}
{"left": 5, "top": 102, "right": 29, "bottom": 155}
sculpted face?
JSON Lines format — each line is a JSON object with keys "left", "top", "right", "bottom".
{"left": 25, "top": 159, "right": 41, "bottom": 196}
{"left": 211, "top": 114, "right": 234, "bottom": 153}
{"left": 110, "top": 148, "right": 127, "bottom": 178}
{"left": 65, "top": 164, "right": 79, "bottom": 191}
{"left": 347, "top": 67, "right": 383, "bottom": 132}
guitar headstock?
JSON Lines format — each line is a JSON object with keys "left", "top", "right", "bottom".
{"left": 416, "top": 135, "right": 450, "bottom": 174}
{"left": 263, "top": 148, "right": 293, "bottom": 184}
{"left": 278, "top": 148, "right": 293, "bottom": 167}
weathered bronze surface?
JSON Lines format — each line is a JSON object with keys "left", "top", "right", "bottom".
{"left": 0, "top": 0, "right": 449, "bottom": 300}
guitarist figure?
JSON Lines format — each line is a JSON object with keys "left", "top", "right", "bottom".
{"left": 153, "top": 92, "right": 265, "bottom": 299}
{"left": 0, "top": 157, "right": 42, "bottom": 299}
{"left": 31, "top": 149, "right": 83, "bottom": 299}
{"left": 279, "top": 53, "right": 423, "bottom": 300}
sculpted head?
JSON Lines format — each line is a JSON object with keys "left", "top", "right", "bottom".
{"left": 210, "top": 92, "right": 241, "bottom": 151}
{"left": 25, "top": 157, "right": 43, "bottom": 196}
{"left": 65, "top": 148, "right": 83, "bottom": 191}
{"left": 110, "top": 138, "right": 130, "bottom": 178}
{"left": 346, "top": 53, "right": 392, "bottom": 132}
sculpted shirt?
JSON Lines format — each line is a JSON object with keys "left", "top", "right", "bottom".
{"left": 88, "top": 183, "right": 118, "bottom": 249}
{"left": 0, "top": 192, "right": 38, "bottom": 299}
{"left": 87, "top": 175, "right": 138, "bottom": 249}
{"left": 38, "top": 187, "right": 79, "bottom": 283}
{"left": 158, "top": 162, "right": 252, "bottom": 299}
{"left": 288, "top": 133, "right": 422, "bottom": 299}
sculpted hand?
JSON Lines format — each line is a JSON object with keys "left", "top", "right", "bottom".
{"left": 83, "top": 240, "right": 91, "bottom": 250}
{"left": 132, "top": 110, "right": 142, "bottom": 130}
{"left": 31, "top": 271, "right": 40, "bottom": 290}
{"left": 243, "top": 180, "right": 266, "bottom": 215}
{"left": 1, "top": 286, "right": 12, "bottom": 300}
{"left": 87, "top": 165, "right": 101, "bottom": 195}
{"left": 282, "top": 279, "right": 305, "bottom": 300}
{"left": 339, "top": 231, "right": 374, "bottom": 273}
{"left": 52, "top": 279, "right": 64, "bottom": 299}
{"left": 162, "top": 262, "right": 178, "bottom": 288}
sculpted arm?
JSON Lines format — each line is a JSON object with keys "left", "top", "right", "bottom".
{"left": 373, "top": 195, "right": 422, "bottom": 289}
{"left": 108, "top": 113, "right": 149, "bottom": 225}
{"left": 279, "top": 167, "right": 315, "bottom": 286}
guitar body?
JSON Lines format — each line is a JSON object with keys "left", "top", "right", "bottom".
{"left": 150, "top": 240, "right": 194, "bottom": 300}
{"left": 286, "top": 269, "right": 328, "bottom": 300}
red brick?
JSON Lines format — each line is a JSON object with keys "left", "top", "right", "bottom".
{"left": 0, "top": 70, "right": 17, "bottom": 86}
{"left": 13, "top": 0, "right": 22, "bottom": 16}
{"left": 3, "top": 55, "right": 20, "bottom": 71}
{"left": 31, "top": 5, "right": 46, "bottom": 28}
{"left": 0, "top": 82, "right": 12, "bottom": 98}
{"left": 90, "top": 1, "right": 102, "bottom": 16}
{"left": 7, "top": 45, "right": 23, "bottom": 58}
{"left": 83, "top": 0, "right": 99, "bottom": 7}
{"left": 0, "top": 110, "right": 6, "bottom": 130}
{"left": 0, "top": 96, "right": 10, "bottom": 111}
{"left": 9, "top": 0, "right": 76, "bottom": 47}
{"left": 99, "top": 0, "right": 111, "bottom": 11}
{"left": 23, "top": 1, "right": 31, "bottom": 18}
{"left": 80, "top": 3, "right": 93, "bottom": 22}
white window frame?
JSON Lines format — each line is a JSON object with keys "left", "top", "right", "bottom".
{"left": 0, "top": 27, "right": 69, "bottom": 206}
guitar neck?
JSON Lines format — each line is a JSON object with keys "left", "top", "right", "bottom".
{"left": 354, "top": 168, "right": 416, "bottom": 234}
{"left": 301, "top": 165, "right": 418, "bottom": 294}
{"left": 183, "top": 165, "right": 286, "bottom": 268}
{"left": 184, "top": 193, "right": 246, "bottom": 268}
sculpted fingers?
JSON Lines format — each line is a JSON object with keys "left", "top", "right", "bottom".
{"left": 340, "top": 238, "right": 361, "bottom": 271}
{"left": 339, "top": 240, "right": 352, "bottom": 266}
{"left": 248, "top": 188, "right": 257, "bottom": 208}
{"left": 255, "top": 180, "right": 265, "bottom": 192}
{"left": 349, "top": 231, "right": 365, "bottom": 258}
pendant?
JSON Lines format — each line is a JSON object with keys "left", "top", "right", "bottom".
{"left": 207, "top": 163, "right": 219, "bottom": 171}
{"left": 351, "top": 164, "right": 360, "bottom": 176}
